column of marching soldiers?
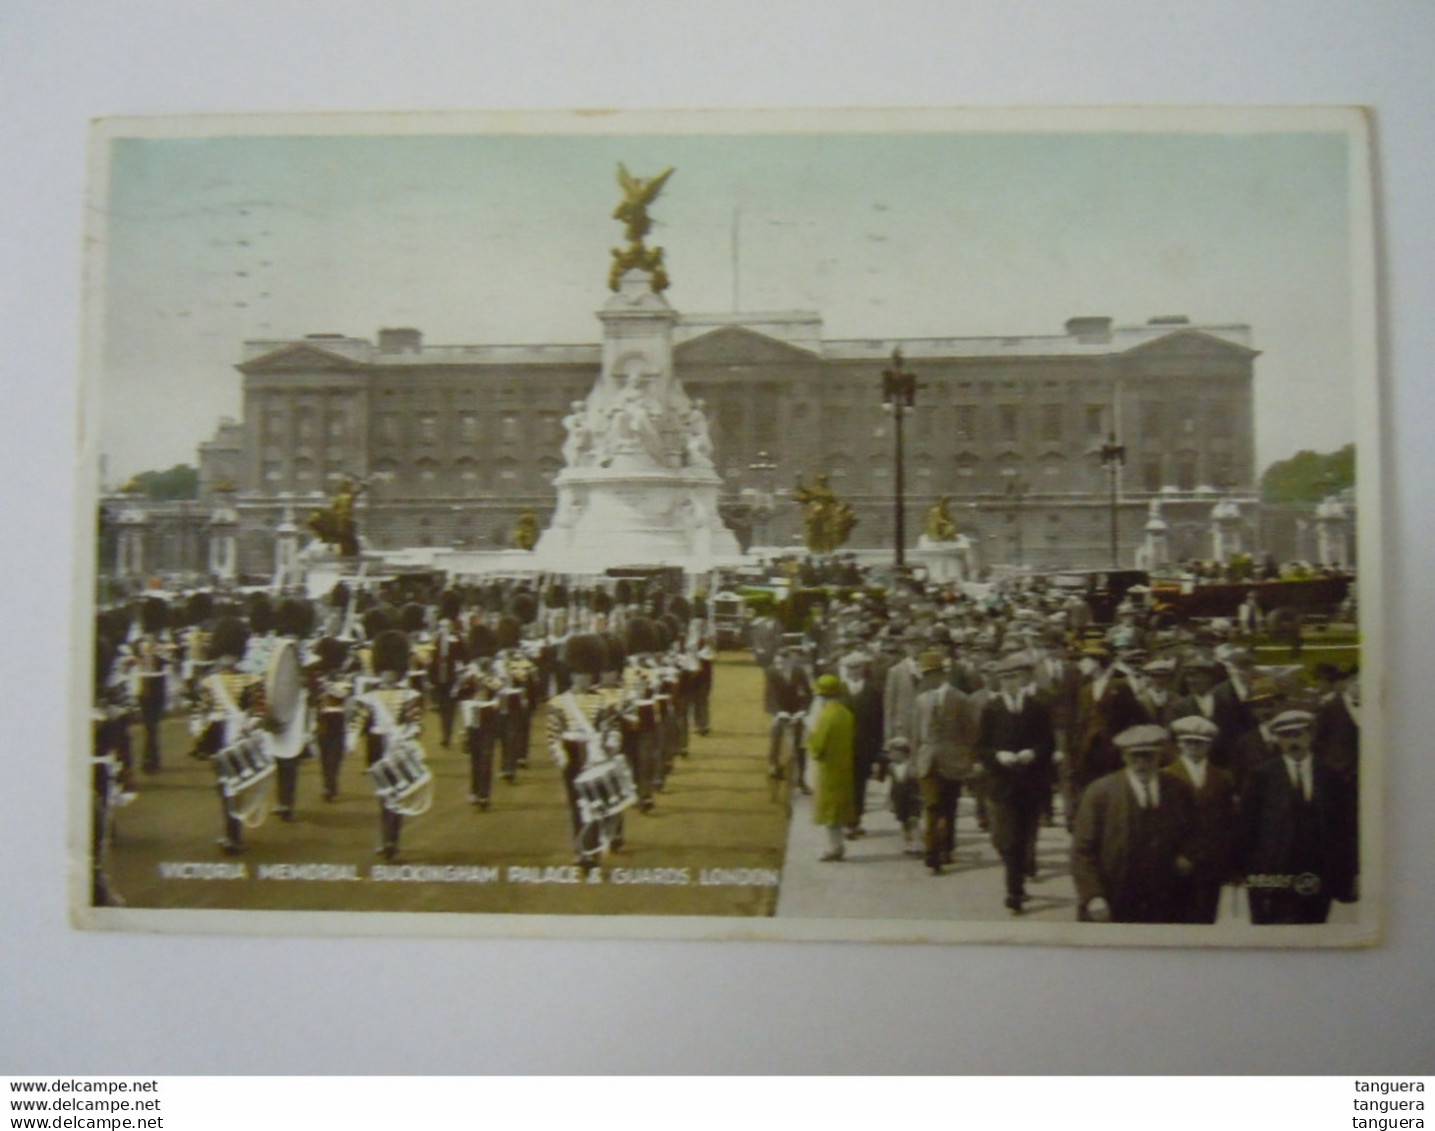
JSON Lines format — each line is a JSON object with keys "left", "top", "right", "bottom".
{"left": 90, "top": 580, "right": 718, "bottom": 904}
{"left": 752, "top": 568, "right": 1360, "bottom": 925}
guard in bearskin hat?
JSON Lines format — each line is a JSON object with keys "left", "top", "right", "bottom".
{"left": 131, "top": 595, "right": 173, "bottom": 774}
{"left": 457, "top": 623, "right": 503, "bottom": 810}
{"left": 189, "top": 616, "right": 268, "bottom": 855}
{"left": 546, "top": 633, "right": 634, "bottom": 868}
{"left": 348, "top": 629, "right": 425, "bottom": 860}
{"left": 308, "top": 635, "right": 353, "bottom": 802}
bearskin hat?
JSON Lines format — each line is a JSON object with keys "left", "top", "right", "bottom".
{"left": 600, "top": 632, "right": 627, "bottom": 674}
{"left": 625, "top": 616, "right": 659, "bottom": 657}
{"left": 482, "top": 581, "right": 506, "bottom": 613}
{"left": 648, "top": 589, "right": 668, "bottom": 618}
{"left": 668, "top": 594, "right": 691, "bottom": 621}
{"left": 185, "top": 590, "right": 214, "bottom": 628}
{"left": 614, "top": 579, "right": 633, "bottom": 605}
{"left": 399, "top": 602, "right": 427, "bottom": 635}
{"left": 692, "top": 594, "right": 708, "bottom": 619}
{"left": 507, "top": 591, "right": 538, "bottom": 626}
{"left": 209, "top": 616, "right": 250, "bottom": 662}
{"left": 362, "top": 606, "right": 393, "bottom": 641}
{"left": 590, "top": 588, "right": 613, "bottom": 615}
{"left": 328, "top": 580, "right": 351, "bottom": 610}
{"left": 562, "top": 632, "right": 605, "bottom": 679}
{"left": 371, "top": 629, "right": 411, "bottom": 677}
{"left": 274, "top": 597, "right": 314, "bottom": 639}
{"left": 313, "top": 636, "right": 349, "bottom": 674}
{"left": 468, "top": 623, "right": 498, "bottom": 660}
{"left": 140, "top": 596, "right": 169, "bottom": 635}
{"left": 495, "top": 614, "right": 522, "bottom": 650}
{"left": 544, "top": 582, "right": 568, "bottom": 609}
{"left": 439, "top": 590, "right": 463, "bottom": 623}
{"left": 247, "top": 593, "right": 275, "bottom": 635}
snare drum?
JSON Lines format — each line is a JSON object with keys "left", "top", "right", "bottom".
{"left": 573, "top": 756, "right": 638, "bottom": 825}
{"left": 215, "top": 734, "right": 277, "bottom": 797}
{"left": 367, "top": 741, "right": 434, "bottom": 817}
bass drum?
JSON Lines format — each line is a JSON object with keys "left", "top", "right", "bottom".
{"left": 264, "top": 638, "right": 309, "bottom": 759}
{"left": 264, "top": 639, "right": 304, "bottom": 729}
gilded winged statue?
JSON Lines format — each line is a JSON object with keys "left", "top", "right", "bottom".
{"left": 609, "top": 164, "right": 675, "bottom": 292}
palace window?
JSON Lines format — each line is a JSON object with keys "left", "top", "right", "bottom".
{"left": 999, "top": 405, "right": 1020, "bottom": 443}
{"left": 1085, "top": 405, "right": 1105, "bottom": 438}
{"left": 1040, "top": 404, "right": 1063, "bottom": 443}
{"left": 954, "top": 405, "right": 976, "bottom": 441}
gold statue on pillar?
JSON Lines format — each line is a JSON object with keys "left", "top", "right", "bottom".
{"left": 923, "top": 495, "right": 960, "bottom": 542}
{"left": 609, "top": 164, "right": 675, "bottom": 293}
{"left": 793, "top": 474, "right": 858, "bottom": 554}
{"left": 512, "top": 509, "right": 539, "bottom": 552}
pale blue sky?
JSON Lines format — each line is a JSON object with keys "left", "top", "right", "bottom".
{"left": 99, "top": 126, "right": 1353, "bottom": 480}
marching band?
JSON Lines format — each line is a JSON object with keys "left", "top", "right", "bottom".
{"left": 89, "top": 579, "right": 714, "bottom": 899}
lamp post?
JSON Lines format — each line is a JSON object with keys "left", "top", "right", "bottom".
{"left": 1098, "top": 432, "right": 1126, "bottom": 568}
{"left": 881, "top": 347, "right": 917, "bottom": 569}
{"left": 1001, "top": 469, "right": 1028, "bottom": 567}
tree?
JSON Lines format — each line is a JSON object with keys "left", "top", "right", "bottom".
{"left": 120, "top": 463, "right": 199, "bottom": 501}
{"left": 1260, "top": 444, "right": 1354, "bottom": 506}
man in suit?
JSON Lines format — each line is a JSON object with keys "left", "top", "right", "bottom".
{"left": 838, "top": 650, "right": 884, "bottom": 840}
{"left": 427, "top": 616, "right": 468, "bottom": 749}
{"left": 1227, "top": 676, "right": 1285, "bottom": 794}
{"left": 1033, "top": 633, "right": 1081, "bottom": 826}
{"left": 1162, "top": 716, "right": 1238, "bottom": 923}
{"left": 765, "top": 645, "right": 813, "bottom": 791}
{"left": 1239, "top": 709, "right": 1358, "bottom": 924}
{"left": 883, "top": 631, "right": 927, "bottom": 850}
{"left": 1068, "top": 644, "right": 1147, "bottom": 827}
{"left": 978, "top": 654, "right": 1056, "bottom": 913}
{"left": 914, "top": 651, "right": 979, "bottom": 875}
{"left": 1072, "top": 724, "right": 1196, "bottom": 924}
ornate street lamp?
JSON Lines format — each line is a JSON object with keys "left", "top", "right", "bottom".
{"left": 881, "top": 347, "right": 918, "bottom": 569}
{"left": 1001, "top": 469, "right": 1029, "bottom": 567}
{"left": 1098, "top": 432, "right": 1127, "bottom": 567}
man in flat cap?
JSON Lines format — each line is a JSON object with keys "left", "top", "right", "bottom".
{"left": 1239, "top": 709, "right": 1357, "bottom": 924}
{"left": 978, "top": 653, "right": 1056, "bottom": 912}
{"left": 914, "top": 649, "right": 979, "bottom": 874}
{"left": 765, "top": 644, "right": 814, "bottom": 791}
{"left": 1072, "top": 724, "right": 1196, "bottom": 924}
{"left": 1069, "top": 643, "right": 1148, "bottom": 828}
{"left": 1163, "top": 716, "right": 1239, "bottom": 923}
{"left": 1227, "top": 676, "right": 1285, "bottom": 793}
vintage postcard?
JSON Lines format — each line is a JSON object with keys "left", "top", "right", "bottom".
{"left": 73, "top": 107, "right": 1381, "bottom": 945}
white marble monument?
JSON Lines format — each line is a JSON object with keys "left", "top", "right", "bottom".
{"left": 531, "top": 168, "right": 740, "bottom": 572}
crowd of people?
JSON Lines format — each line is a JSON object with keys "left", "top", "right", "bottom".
{"left": 89, "top": 560, "right": 1361, "bottom": 928}
{"left": 751, "top": 565, "right": 1360, "bottom": 924}
{"left": 89, "top": 578, "right": 716, "bottom": 903}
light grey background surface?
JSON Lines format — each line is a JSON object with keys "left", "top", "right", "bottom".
{"left": 2, "top": 0, "right": 1431, "bottom": 1074}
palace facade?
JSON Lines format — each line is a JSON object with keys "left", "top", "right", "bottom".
{"left": 110, "top": 310, "right": 1265, "bottom": 581}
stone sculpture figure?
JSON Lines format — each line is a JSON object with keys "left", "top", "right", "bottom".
{"left": 561, "top": 400, "right": 596, "bottom": 468}
{"left": 683, "top": 401, "right": 715, "bottom": 468}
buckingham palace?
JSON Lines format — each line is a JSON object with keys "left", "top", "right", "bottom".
{"left": 115, "top": 309, "right": 1262, "bottom": 579}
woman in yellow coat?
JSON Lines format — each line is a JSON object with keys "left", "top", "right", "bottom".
{"left": 807, "top": 674, "right": 858, "bottom": 861}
